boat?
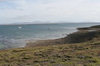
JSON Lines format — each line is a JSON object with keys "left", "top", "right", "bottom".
{"left": 18, "top": 26, "right": 22, "bottom": 29}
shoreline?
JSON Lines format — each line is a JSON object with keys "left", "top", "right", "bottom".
{"left": 0, "top": 25, "right": 100, "bottom": 65}
{"left": 26, "top": 25, "right": 100, "bottom": 47}
{"left": 26, "top": 38, "right": 65, "bottom": 47}
{"left": 0, "top": 24, "right": 100, "bottom": 50}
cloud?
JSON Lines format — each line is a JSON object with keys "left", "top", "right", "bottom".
{"left": 0, "top": 0, "right": 100, "bottom": 24}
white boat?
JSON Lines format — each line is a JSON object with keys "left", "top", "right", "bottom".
{"left": 18, "top": 26, "right": 22, "bottom": 29}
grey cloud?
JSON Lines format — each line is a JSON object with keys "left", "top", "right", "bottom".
{"left": 0, "top": 0, "right": 100, "bottom": 24}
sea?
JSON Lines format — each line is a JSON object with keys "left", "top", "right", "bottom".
{"left": 0, "top": 23, "right": 100, "bottom": 49}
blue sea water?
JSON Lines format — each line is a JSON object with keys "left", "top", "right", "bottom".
{"left": 0, "top": 23, "right": 100, "bottom": 49}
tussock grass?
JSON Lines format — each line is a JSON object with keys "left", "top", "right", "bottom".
{"left": 0, "top": 39, "right": 100, "bottom": 66}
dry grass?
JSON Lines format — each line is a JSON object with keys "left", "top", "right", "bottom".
{"left": 0, "top": 39, "right": 100, "bottom": 66}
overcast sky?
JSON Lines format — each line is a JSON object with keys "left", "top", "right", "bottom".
{"left": 0, "top": 0, "right": 100, "bottom": 24}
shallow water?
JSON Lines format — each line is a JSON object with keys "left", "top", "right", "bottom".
{"left": 0, "top": 23, "right": 100, "bottom": 49}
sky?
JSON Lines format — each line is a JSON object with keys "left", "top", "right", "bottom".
{"left": 0, "top": 0, "right": 100, "bottom": 24}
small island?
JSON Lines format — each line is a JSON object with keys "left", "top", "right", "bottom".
{"left": 0, "top": 25, "right": 100, "bottom": 66}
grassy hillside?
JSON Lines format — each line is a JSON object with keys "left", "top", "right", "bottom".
{"left": 0, "top": 39, "right": 100, "bottom": 66}
{"left": 64, "top": 30, "right": 100, "bottom": 43}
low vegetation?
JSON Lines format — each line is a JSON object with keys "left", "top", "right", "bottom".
{"left": 65, "top": 30, "right": 100, "bottom": 43}
{"left": 0, "top": 39, "right": 100, "bottom": 66}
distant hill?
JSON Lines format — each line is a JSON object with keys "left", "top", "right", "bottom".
{"left": 65, "top": 30, "right": 100, "bottom": 43}
{"left": 77, "top": 25, "right": 100, "bottom": 30}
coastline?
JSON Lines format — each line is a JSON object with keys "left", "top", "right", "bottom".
{"left": 0, "top": 23, "right": 100, "bottom": 50}
{"left": 0, "top": 24, "right": 99, "bottom": 50}
{"left": 0, "top": 25, "right": 100, "bottom": 66}
{"left": 26, "top": 25, "right": 100, "bottom": 47}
